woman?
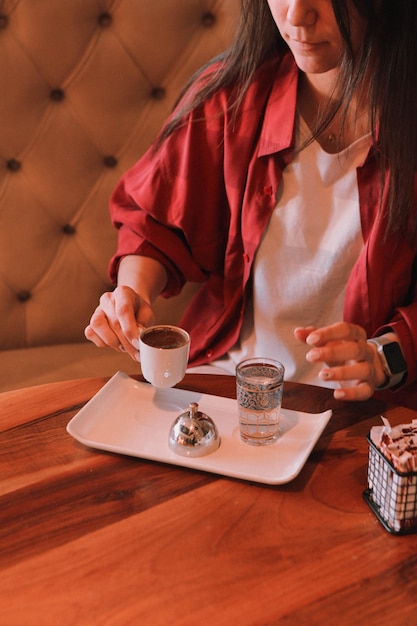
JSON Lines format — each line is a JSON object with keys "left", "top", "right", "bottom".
{"left": 85, "top": 0, "right": 417, "bottom": 409}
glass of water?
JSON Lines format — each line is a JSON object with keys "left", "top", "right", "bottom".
{"left": 236, "top": 358, "right": 285, "bottom": 446}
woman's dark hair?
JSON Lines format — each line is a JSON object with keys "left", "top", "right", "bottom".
{"left": 158, "top": 0, "right": 417, "bottom": 237}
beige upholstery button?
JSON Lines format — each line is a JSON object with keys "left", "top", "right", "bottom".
{"left": 103, "top": 156, "right": 118, "bottom": 168}
{"left": 6, "top": 159, "right": 21, "bottom": 172}
{"left": 62, "top": 224, "right": 76, "bottom": 235}
{"left": 17, "top": 291, "right": 31, "bottom": 303}
{"left": 50, "top": 89, "right": 64, "bottom": 102}
{"left": 151, "top": 87, "right": 166, "bottom": 100}
{"left": 98, "top": 12, "right": 112, "bottom": 27}
{"left": 202, "top": 13, "right": 216, "bottom": 28}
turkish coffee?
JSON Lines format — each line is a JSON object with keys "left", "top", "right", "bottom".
{"left": 141, "top": 327, "right": 188, "bottom": 349}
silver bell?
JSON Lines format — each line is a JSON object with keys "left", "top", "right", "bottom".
{"left": 168, "top": 402, "right": 220, "bottom": 457}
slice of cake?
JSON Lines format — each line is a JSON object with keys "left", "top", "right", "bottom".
{"left": 370, "top": 417, "right": 417, "bottom": 473}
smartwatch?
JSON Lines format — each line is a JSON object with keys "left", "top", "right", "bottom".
{"left": 367, "top": 336, "right": 407, "bottom": 389}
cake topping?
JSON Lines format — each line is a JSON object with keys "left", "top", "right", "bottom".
{"left": 370, "top": 417, "right": 417, "bottom": 473}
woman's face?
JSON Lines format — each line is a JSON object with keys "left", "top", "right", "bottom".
{"left": 267, "top": 0, "right": 366, "bottom": 76}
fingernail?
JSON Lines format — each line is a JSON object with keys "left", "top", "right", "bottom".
{"left": 131, "top": 338, "right": 140, "bottom": 350}
{"left": 306, "top": 348, "right": 320, "bottom": 362}
{"left": 306, "top": 332, "right": 320, "bottom": 346}
{"left": 319, "top": 369, "right": 332, "bottom": 380}
{"left": 334, "top": 389, "right": 345, "bottom": 400}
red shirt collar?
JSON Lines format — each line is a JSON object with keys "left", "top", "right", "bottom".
{"left": 257, "top": 53, "right": 299, "bottom": 157}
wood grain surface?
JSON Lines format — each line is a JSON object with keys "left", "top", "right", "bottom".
{"left": 1, "top": 373, "right": 416, "bottom": 625}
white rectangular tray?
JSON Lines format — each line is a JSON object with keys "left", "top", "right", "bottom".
{"left": 67, "top": 371, "right": 332, "bottom": 485}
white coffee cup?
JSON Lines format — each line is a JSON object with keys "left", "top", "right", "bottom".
{"left": 139, "top": 325, "right": 190, "bottom": 388}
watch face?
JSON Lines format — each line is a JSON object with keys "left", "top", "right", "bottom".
{"left": 383, "top": 342, "right": 407, "bottom": 375}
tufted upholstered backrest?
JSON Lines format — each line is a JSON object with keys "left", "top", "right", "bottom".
{"left": 0, "top": 0, "right": 239, "bottom": 351}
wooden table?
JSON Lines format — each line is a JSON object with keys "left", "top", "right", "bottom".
{"left": 1, "top": 373, "right": 417, "bottom": 625}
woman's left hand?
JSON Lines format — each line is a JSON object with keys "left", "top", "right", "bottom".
{"left": 294, "top": 322, "right": 387, "bottom": 401}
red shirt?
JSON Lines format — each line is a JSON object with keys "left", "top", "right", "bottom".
{"left": 110, "top": 53, "right": 417, "bottom": 409}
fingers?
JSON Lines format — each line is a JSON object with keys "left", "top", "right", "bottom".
{"left": 85, "top": 302, "right": 135, "bottom": 358}
{"left": 113, "top": 286, "right": 156, "bottom": 343}
{"left": 318, "top": 359, "right": 373, "bottom": 384}
{"left": 305, "top": 334, "right": 369, "bottom": 367}
{"left": 85, "top": 305, "right": 119, "bottom": 349}
{"left": 99, "top": 289, "right": 141, "bottom": 353}
{"left": 304, "top": 321, "right": 367, "bottom": 347}
{"left": 85, "top": 286, "right": 156, "bottom": 361}
{"left": 333, "top": 381, "right": 375, "bottom": 402}
{"left": 294, "top": 326, "right": 317, "bottom": 343}
{"left": 295, "top": 322, "right": 378, "bottom": 402}
{"left": 107, "top": 288, "right": 139, "bottom": 347}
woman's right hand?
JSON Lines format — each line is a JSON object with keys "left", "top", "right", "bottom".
{"left": 84, "top": 285, "right": 156, "bottom": 361}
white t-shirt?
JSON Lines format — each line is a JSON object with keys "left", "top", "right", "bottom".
{"left": 199, "top": 117, "right": 371, "bottom": 385}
